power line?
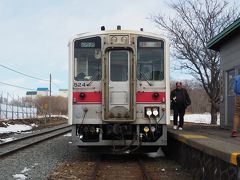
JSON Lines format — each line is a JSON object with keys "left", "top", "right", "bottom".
{"left": 0, "top": 64, "right": 49, "bottom": 82}
{"left": 0, "top": 81, "right": 35, "bottom": 90}
{"left": 50, "top": 80, "right": 60, "bottom": 88}
{"left": 0, "top": 64, "right": 61, "bottom": 90}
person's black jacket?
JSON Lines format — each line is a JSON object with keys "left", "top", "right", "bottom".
{"left": 170, "top": 88, "right": 191, "bottom": 109}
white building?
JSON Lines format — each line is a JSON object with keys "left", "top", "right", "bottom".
{"left": 26, "top": 91, "right": 37, "bottom": 99}
{"left": 59, "top": 89, "right": 68, "bottom": 98}
{"left": 37, "top": 88, "right": 49, "bottom": 96}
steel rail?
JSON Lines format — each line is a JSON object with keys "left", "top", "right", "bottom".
{"left": 0, "top": 124, "right": 71, "bottom": 157}
{"left": 0, "top": 124, "right": 70, "bottom": 146}
{"left": 137, "top": 157, "right": 153, "bottom": 180}
{"left": 90, "top": 154, "right": 102, "bottom": 180}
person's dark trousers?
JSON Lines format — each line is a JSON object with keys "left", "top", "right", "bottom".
{"left": 173, "top": 105, "right": 186, "bottom": 127}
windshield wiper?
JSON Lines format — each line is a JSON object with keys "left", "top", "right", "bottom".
{"left": 87, "top": 71, "right": 101, "bottom": 86}
{"left": 138, "top": 72, "right": 152, "bottom": 86}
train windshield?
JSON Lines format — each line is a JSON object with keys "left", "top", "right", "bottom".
{"left": 137, "top": 37, "right": 164, "bottom": 81}
{"left": 74, "top": 37, "right": 101, "bottom": 81}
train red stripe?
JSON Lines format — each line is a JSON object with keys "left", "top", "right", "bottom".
{"left": 73, "top": 92, "right": 102, "bottom": 103}
{"left": 73, "top": 91, "right": 166, "bottom": 103}
{"left": 136, "top": 92, "right": 166, "bottom": 103}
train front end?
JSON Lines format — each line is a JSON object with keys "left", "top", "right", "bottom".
{"left": 68, "top": 28, "right": 170, "bottom": 152}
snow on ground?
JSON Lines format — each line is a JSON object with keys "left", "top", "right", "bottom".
{"left": 63, "top": 133, "right": 72, "bottom": 137}
{"left": 0, "top": 124, "right": 34, "bottom": 134}
{"left": 21, "top": 167, "right": 31, "bottom": 173}
{"left": 38, "top": 115, "right": 68, "bottom": 119}
{"left": 12, "top": 174, "right": 27, "bottom": 180}
{"left": 170, "top": 113, "right": 220, "bottom": 125}
{"left": 0, "top": 113, "right": 218, "bottom": 136}
{"left": 0, "top": 137, "right": 16, "bottom": 142}
{"left": 2, "top": 114, "right": 68, "bottom": 121}
{"left": 30, "top": 123, "right": 38, "bottom": 128}
{"left": 20, "top": 131, "right": 33, "bottom": 134}
{"left": 13, "top": 167, "right": 32, "bottom": 180}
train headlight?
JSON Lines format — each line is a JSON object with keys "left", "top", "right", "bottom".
{"left": 151, "top": 126, "right": 156, "bottom": 132}
{"left": 146, "top": 108, "right": 152, "bottom": 117}
{"left": 96, "top": 128, "right": 100, "bottom": 133}
{"left": 153, "top": 108, "right": 159, "bottom": 116}
{"left": 143, "top": 126, "right": 150, "bottom": 133}
{"left": 79, "top": 92, "right": 86, "bottom": 100}
{"left": 152, "top": 92, "right": 159, "bottom": 99}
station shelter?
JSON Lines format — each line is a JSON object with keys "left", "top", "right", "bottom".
{"left": 208, "top": 18, "right": 240, "bottom": 128}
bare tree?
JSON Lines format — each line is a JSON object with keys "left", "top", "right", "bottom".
{"left": 171, "top": 80, "right": 211, "bottom": 113}
{"left": 151, "top": 0, "right": 239, "bottom": 124}
{"left": 35, "top": 96, "right": 68, "bottom": 115}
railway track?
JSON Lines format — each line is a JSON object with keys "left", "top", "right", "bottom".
{"left": 91, "top": 155, "right": 102, "bottom": 180}
{"left": 0, "top": 124, "right": 71, "bottom": 157}
{"left": 90, "top": 154, "right": 153, "bottom": 180}
{"left": 48, "top": 152, "right": 193, "bottom": 179}
{"left": 137, "top": 158, "right": 153, "bottom": 180}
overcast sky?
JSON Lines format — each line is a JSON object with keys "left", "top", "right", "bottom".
{"left": 0, "top": 0, "right": 238, "bottom": 97}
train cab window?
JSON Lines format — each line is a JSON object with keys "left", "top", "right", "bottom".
{"left": 110, "top": 51, "right": 128, "bottom": 81}
{"left": 74, "top": 37, "right": 102, "bottom": 81}
{"left": 137, "top": 37, "right": 164, "bottom": 81}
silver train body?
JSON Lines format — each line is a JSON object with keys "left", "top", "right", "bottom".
{"left": 68, "top": 28, "right": 170, "bottom": 152}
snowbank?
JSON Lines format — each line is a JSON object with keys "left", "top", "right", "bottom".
{"left": 170, "top": 113, "right": 220, "bottom": 125}
{"left": 0, "top": 124, "right": 34, "bottom": 134}
{"left": 0, "top": 137, "right": 16, "bottom": 142}
{"left": 12, "top": 174, "right": 27, "bottom": 180}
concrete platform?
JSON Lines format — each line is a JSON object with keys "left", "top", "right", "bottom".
{"left": 168, "top": 124, "right": 240, "bottom": 166}
{"left": 166, "top": 123, "right": 240, "bottom": 179}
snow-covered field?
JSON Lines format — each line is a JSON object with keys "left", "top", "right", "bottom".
{"left": 170, "top": 113, "right": 220, "bottom": 125}
{"left": 0, "top": 123, "right": 37, "bottom": 142}
{"left": 0, "top": 113, "right": 219, "bottom": 142}
{"left": 1, "top": 114, "right": 68, "bottom": 121}
{"left": 0, "top": 124, "right": 37, "bottom": 134}
{"left": 0, "top": 114, "right": 219, "bottom": 136}
{"left": 37, "top": 115, "right": 68, "bottom": 119}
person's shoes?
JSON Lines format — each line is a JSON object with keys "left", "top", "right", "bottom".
{"left": 173, "top": 125, "right": 177, "bottom": 130}
{"left": 231, "top": 130, "right": 237, "bottom": 137}
{"left": 178, "top": 127, "right": 183, "bottom": 131}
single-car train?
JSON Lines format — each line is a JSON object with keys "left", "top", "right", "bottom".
{"left": 68, "top": 26, "right": 170, "bottom": 152}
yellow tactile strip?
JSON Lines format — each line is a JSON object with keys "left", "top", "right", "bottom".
{"left": 180, "top": 134, "right": 208, "bottom": 139}
{"left": 175, "top": 134, "right": 208, "bottom": 144}
{"left": 230, "top": 152, "right": 240, "bottom": 166}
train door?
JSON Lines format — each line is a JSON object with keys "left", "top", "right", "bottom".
{"left": 104, "top": 50, "right": 133, "bottom": 121}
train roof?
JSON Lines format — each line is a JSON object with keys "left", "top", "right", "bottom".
{"left": 68, "top": 29, "right": 168, "bottom": 44}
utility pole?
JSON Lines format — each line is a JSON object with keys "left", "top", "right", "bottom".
{"left": 49, "top": 73, "right": 52, "bottom": 119}
{"left": 0, "top": 91, "right": 2, "bottom": 119}
{"left": 50, "top": 73, "right": 52, "bottom": 96}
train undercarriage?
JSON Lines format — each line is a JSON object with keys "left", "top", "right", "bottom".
{"left": 72, "top": 123, "right": 167, "bottom": 153}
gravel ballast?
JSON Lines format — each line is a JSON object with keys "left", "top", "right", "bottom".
{"left": 0, "top": 133, "right": 78, "bottom": 180}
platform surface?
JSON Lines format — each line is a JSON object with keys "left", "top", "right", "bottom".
{"left": 168, "top": 123, "right": 240, "bottom": 166}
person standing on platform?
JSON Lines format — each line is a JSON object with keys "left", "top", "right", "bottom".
{"left": 170, "top": 82, "right": 191, "bottom": 130}
{"left": 231, "top": 74, "right": 240, "bottom": 137}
